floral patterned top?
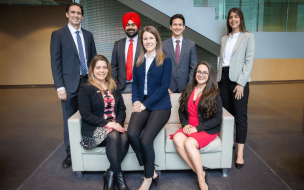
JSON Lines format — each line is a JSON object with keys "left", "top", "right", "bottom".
{"left": 103, "top": 90, "right": 116, "bottom": 122}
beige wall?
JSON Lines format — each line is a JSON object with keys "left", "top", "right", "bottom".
{"left": 251, "top": 59, "right": 304, "bottom": 81}
{"left": 0, "top": 6, "right": 303, "bottom": 85}
{"left": 0, "top": 6, "right": 67, "bottom": 85}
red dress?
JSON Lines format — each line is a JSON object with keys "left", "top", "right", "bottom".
{"left": 170, "top": 89, "right": 219, "bottom": 149}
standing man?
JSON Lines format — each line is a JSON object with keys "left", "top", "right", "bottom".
{"left": 111, "top": 12, "right": 141, "bottom": 93}
{"left": 50, "top": 3, "right": 97, "bottom": 168}
{"left": 162, "top": 14, "right": 198, "bottom": 93}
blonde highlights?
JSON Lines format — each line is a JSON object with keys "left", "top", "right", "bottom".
{"left": 88, "top": 55, "right": 117, "bottom": 92}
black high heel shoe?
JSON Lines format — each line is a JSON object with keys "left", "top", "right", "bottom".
{"left": 204, "top": 171, "right": 210, "bottom": 190}
{"left": 152, "top": 164, "right": 159, "bottom": 186}
{"left": 152, "top": 173, "right": 159, "bottom": 186}
{"left": 103, "top": 169, "right": 115, "bottom": 190}
{"left": 235, "top": 156, "right": 244, "bottom": 169}
{"left": 114, "top": 172, "right": 129, "bottom": 190}
{"left": 235, "top": 162, "right": 244, "bottom": 169}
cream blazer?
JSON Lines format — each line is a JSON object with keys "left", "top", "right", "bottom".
{"left": 217, "top": 32, "right": 255, "bottom": 87}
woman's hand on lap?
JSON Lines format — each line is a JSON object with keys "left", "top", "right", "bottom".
{"left": 183, "top": 124, "right": 192, "bottom": 134}
{"left": 140, "top": 104, "right": 146, "bottom": 111}
{"left": 188, "top": 127, "right": 197, "bottom": 134}
{"left": 132, "top": 101, "right": 142, "bottom": 112}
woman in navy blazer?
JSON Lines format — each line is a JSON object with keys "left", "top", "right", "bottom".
{"left": 127, "top": 26, "right": 172, "bottom": 190}
{"left": 217, "top": 8, "right": 255, "bottom": 169}
{"left": 78, "top": 55, "right": 129, "bottom": 190}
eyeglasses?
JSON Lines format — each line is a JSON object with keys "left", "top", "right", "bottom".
{"left": 196, "top": 71, "right": 209, "bottom": 76}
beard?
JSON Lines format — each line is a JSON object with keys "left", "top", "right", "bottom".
{"left": 125, "top": 29, "right": 138, "bottom": 38}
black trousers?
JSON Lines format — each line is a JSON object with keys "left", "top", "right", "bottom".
{"left": 98, "top": 130, "right": 129, "bottom": 173}
{"left": 127, "top": 108, "right": 171, "bottom": 178}
{"left": 218, "top": 67, "right": 249, "bottom": 144}
{"left": 61, "top": 76, "right": 87, "bottom": 155}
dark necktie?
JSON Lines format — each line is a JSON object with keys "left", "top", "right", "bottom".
{"left": 76, "top": 31, "right": 87, "bottom": 75}
{"left": 175, "top": 40, "right": 180, "bottom": 64}
{"left": 126, "top": 39, "right": 133, "bottom": 81}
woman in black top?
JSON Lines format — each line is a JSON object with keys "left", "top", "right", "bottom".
{"left": 78, "top": 55, "right": 129, "bottom": 190}
{"left": 172, "top": 61, "right": 222, "bottom": 190}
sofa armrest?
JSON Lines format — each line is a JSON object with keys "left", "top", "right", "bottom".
{"left": 218, "top": 108, "right": 234, "bottom": 168}
{"left": 68, "top": 111, "right": 84, "bottom": 171}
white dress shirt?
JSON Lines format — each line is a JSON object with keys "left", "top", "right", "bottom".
{"left": 222, "top": 32, "right": 240, "bottom": 67}
{"left": 144, "top": 53, "right": 156, "bottom": 95}
{"left": 57, "top": 24, "right": 88, "bottom": 91}
{"left": 172, "top": 36, "right": 183, "bottom": 53}
{"left": 125, "top": 35, "right": 139, "bottom": 82}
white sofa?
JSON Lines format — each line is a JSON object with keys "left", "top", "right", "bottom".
{"left": 68, "top": 93, "right": 234, "bottom": 178}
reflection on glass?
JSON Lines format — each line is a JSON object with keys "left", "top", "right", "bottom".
{"left": 194, "top": 0, "right": 304, "bottom": 32}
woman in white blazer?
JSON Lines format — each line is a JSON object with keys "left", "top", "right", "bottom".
{"left": 217, "top": 7, "right": 255, "bottom": 169}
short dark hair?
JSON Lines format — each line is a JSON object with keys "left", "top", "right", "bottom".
{"left": 170, "top": 14, "right": 185, "bottom": 26}
{"left": 66, "top": 3, "right": 84, "bottom": 16}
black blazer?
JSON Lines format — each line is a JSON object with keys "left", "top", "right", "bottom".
{"left": 111, "top": 37, "right": 140, "bottom": 91}
{"left": 50, "top": 25, "right": 97, "bottom": 93}
{"left": 78, "top": 83, "right": 126, "bottom": 137}
{"left": 179, "top": 93, "right": 223, "bottom": 134}
{"left": 162, "top": 37, "right": 197, "bottom": 93}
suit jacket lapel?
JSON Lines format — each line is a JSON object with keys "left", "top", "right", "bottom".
{"left": 135, "top": 38, "right": 140, "bottom": 60}
{"left": 63, "top": 26, "right": 79, "bottom": 57}
{"left": 95, "top": 87, "right": 105, "bottom": 107}
{"left": 82, "top": 28, "right": 89, "bottom": 61}
{"left": 179, "top": 38, "right": 188, "bottom": 67}
{"left": 221, "top": 35, "right": 228, "bottom": 57}
{"left": 168, "top": 38, "right": 177, "bottom": 66}
{"left": 148, "top": 58, "right": 156, "bottom": 72}
{"left": 120, "top": 38, "right": 126, "bottom": 67}
{"left": 231, "top": 32, "right": 245, "bottom": 55}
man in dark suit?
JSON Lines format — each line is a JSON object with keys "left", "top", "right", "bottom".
{"left": 162, "top": 14, "right": 198, "bottom": 93}
{"left": 111, "top": 12, "right": 141, "bottom": 93}
{"left": 50, "top": 3, "right": 97, "bottom": 168}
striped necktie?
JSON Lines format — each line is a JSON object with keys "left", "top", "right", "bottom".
{"left": 76, "top": 31, "right": 87, "bottom": 75}
{"left": 175, "top": 40, "right": 180, "bottom": 64}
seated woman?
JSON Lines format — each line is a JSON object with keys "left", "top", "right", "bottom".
{"left": 127, "top": 26, "right": 172, "bottom": 190}
{"left": 171, "top": 61, "right": 223, "bottom": 190}
{"left": 78, "top": 55, "right": 129, "bottom": 190}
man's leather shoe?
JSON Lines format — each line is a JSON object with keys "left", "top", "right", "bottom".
{"left": 62, "top": 154, "right": 72, "bottom": 168}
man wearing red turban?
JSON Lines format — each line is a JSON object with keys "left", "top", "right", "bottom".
{"left": 111, "top": 12, "right": 141, "bottom": 93}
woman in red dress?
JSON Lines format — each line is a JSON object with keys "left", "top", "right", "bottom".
{"left": 171, "top": 61, "right": 222, "bottom": 190}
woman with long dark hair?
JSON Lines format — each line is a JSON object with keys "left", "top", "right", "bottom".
{"left": 171, "top": 61, "right": 222, "bottom": 190}
{"left": 78, "top": 55, "right": 129, "bottom": 190}
{"left": 217, "top": 7, "right": 255, "bottom": 169}
{"left": 127, "top": 26, "right": 172, "bottom": 190}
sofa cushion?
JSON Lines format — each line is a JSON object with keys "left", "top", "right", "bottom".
{"left": 122, "top": 94, "right": 132, "bottom": 124}
{"left": 82, "top": 145, "right": 134, "bottom": 154}
{"left": 167, "top": 93, "right": 181, "bottom": 124}
{"left": 165, "top": 124, "right": 222, "bottom": 153}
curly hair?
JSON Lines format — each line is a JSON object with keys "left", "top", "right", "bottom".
{"left": 179, "top": 61, "right": 219, "bottom": 119}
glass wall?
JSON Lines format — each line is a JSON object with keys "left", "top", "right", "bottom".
{"left": 194, "top": 0, "right": 304, "bottom": 32}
